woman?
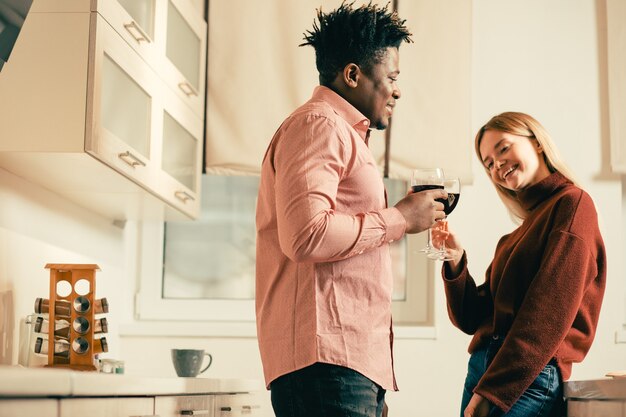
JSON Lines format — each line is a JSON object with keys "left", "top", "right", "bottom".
{"left": 432, "top": 112, "right": 606, "bottom": 417}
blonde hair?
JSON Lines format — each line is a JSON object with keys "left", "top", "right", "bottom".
{"left": 474, "top": 112, "right": 579, "bottom": 223}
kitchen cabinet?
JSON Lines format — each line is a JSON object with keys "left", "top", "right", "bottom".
{"left": 565, "top": 377, "right": 626, "bottom": 417}
{"left": 0, "top": 399, "right": 57, "bottom": 417}
{"left": 59, "top": 397, "right": 155, "bottom": 417}
{"left": 155, "top": 394, "right": 214, "bottom": 417}
{"left": 0, "top": 0, "right": 206, "bottom": 220}
{"left": 568, "top": 400, "right": 624, "bottom": 417}
{"left": 0, "top": 366, "right": 271, "bottom": 417}
{"left": 98, "top": 0, "right": 206, "bottom": 118}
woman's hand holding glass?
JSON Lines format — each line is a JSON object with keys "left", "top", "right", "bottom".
{"left": 431, "top": 222, "right": 464, "bottom": 272}
{"left": 428, "top": 178, "right": 461, "bottom": 261}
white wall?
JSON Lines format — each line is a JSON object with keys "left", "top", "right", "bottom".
{"left": 0, "top": 1, "right": 624, "bottom": 416}
{"left": 387, "top": 1, "right": 625, "bottom": 415}
{"left": 0, "top": 168, "right": 130, "bottom": 364}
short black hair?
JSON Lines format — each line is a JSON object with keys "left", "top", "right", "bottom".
{"left": 300, "top": 1, "right": 412, "bottom": 85}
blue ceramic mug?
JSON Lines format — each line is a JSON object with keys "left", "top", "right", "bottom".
{"left": 171, "top": 349, "right": 213, "bottom": 377}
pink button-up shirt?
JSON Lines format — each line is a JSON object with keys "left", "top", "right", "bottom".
{"left": 256, "top": 86, "right": 406, "bottom": 390}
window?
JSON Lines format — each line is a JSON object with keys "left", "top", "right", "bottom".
{"left": 162, "top": 175, "right": 257, "bottom": 300}
{"left": 136, "top": 175, "right": 434, "bottom": 335}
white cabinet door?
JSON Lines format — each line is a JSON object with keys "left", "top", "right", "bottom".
{"left": 59, "top": 397, "right": 154, "bottom": 417}
{"left": 156, "top": 93, "right": 203, "bottom": 216}
{"left": 97, "top": 0, "right": 159, "bottom": 66}
{"left": 161, "top": 0, "right": 206, "bottom": 117}
{"left": 87, "top": 13, "right": 160, "bottom": 193}
{"left": 0, "top": 399, "right": 57, "bottom": 417}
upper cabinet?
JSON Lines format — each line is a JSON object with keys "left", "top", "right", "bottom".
{"left": 0, "top": 0, "right": 206, "bottom": 220}
{"left": 98, "top": 0, "right": 206, "bottom": 117}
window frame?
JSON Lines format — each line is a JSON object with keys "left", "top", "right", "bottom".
{"left": 134, "top": 177, "right": 436, "bottom": 338}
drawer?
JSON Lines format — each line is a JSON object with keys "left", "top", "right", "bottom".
{"left": 567, "top": 399, "right": 625, "bottom": 417}
{"left": 215, "top": 393, "right": 266, "bottom": 417}
{"left": 0, "top": 399, "right": 57, "bottom": 417}
{"left": 59, "top": 397, "right": 154, "bottom": 417}
{"left": 155, "top": 394, "right": 214, "bottom": 417}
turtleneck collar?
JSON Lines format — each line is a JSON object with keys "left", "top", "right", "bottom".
{"left": 516, "top": 171, "right": 571, "bottom": 211}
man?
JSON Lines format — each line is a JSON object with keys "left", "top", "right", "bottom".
{"left": 255, "top": 2, "right": 446, "bottom": 416}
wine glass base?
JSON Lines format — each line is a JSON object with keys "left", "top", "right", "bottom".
{"left": 427, "top": 251, "right": 455, "bottom": 261}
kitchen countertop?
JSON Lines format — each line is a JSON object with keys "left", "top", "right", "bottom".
{"left": 0, "top": 365, "right": 263, "bottom": 397}
{"left": 564, "top": 377, "right": 626, "bottom": 400}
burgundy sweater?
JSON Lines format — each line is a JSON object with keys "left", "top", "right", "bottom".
{"left": 443, "top": 172, "right": 606, "bottom": 412}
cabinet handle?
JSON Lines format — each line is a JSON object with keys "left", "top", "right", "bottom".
{"left": 123, "top": 21, "right": 152, "bottom": 43}
{"left": 118, "top": 151, "right": 146, "bottom": 168}
{"left": 219, "top": 405, "right": 260, "bottom": 413}
{"left": 174, "top": 190, "right": 195, "bottom": 203}
{"left": 180, "top": 410, "right": 210, "bottom": 415}
{"left": 178, "top": 81, "right": 199, "bottom": 97}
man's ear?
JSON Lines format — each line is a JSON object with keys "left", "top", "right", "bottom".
{"left": 342, "top": 63, "right": 360, "bottom": 88}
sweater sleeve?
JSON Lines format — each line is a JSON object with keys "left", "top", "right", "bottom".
{"left": 442, "top": 253, "right": 494, "bottom": 335}
{"left": 474, "top": 230, "right": 600, "bottom": 412}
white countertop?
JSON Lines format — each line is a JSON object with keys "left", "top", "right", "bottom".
{"left": 0, "top": 366, "right": 263, "bottom": 397}
{"left": 564, "top": 377, "right": 626, "bottom": 400}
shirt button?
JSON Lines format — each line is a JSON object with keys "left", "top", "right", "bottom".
{"left": 389, "top": 239, "right": 394, "bottom": 243}
{"left": 363, "top": 120, "right": 369, "bottom": 126}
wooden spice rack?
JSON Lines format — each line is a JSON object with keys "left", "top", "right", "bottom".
{"left": 43, "top": 263, "right": 104, "bottom": 371}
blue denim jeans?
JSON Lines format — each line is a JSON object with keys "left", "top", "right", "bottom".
{"left": 270, "top": 363, "right": 386, "bottom": 417}
{"left": 461, "top": 336, "right": 564, "bottom": 417}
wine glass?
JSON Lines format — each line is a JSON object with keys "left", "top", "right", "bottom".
{"left": 428, "top": 177, "right": 461, "bottom": 261}
{"left": 411, "top": 168, "right": 445, "bottom": 254}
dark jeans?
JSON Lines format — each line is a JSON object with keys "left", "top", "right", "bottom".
{"left": 270, "top": 363, "right": 386, "bottom": 417}
{"left": 461, "top": 336, "right": 564, "bottom": 417}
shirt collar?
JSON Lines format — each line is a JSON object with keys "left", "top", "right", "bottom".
{"left": 516, "top": 171, "right": 571, "bottom": 211}
{"left": 311, "top": 85, "right": 371, "bottom": 141}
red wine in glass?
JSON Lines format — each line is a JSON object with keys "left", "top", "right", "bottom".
{"left": 411, "top": 184, "right": 444, "bottom": 193}
{"left": 410, "top": 168, "right": 445, "bottom": 254}
{"left": 437, "top": 193, "right": 460, "bottom": 215}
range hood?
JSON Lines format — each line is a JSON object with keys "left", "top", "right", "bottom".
{"left": 0, "top": 0, "right": 34, "bottom": 72}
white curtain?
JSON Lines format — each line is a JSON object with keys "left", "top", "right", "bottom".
{"left": 205, "top": 0, "right": 472, "bottom": 182}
